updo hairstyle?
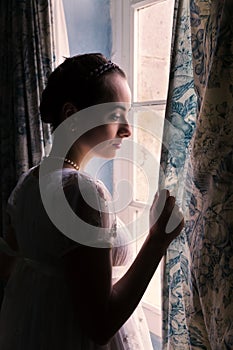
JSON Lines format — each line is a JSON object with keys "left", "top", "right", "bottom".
{"left": 40, "top": 53, "right": 126, "bottom": 129}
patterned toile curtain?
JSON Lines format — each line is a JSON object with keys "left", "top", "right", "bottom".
{"left": 0, "top": 0, "right": 69, "bottom": 236}
{"left": 0, "top": 0, "right": 65, "bottom": 307}
{"left": 0, "top": 0, "right": 56, "bottom": 238}
{"left": 160, "top": 0, "right": 233, "bottom": 349}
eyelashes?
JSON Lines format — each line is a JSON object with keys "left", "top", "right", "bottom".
{"left": 109, "top": 113, "right": 122, "bottom": 122}
{"left": 107, "top": 108, "right": 130, "bottom": 124}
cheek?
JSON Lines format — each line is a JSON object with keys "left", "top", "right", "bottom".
{"left": 102, "top": 124, "right": 118, "bottom": 136}
{"left": 92, "top": 125, "right": 117, "bottom": 141}
{"left": 80, "top": 126, "right": 114, "bottom": 146}
{"left": 78, "top": 125, "right": 119, "bottom": 159}
{"left": 81, "top": 126, "right": 102, "bottom": 139}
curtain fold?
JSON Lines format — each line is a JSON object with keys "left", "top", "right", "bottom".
{"left": 0, "top": 0, "right": 55, "bottom": 237}
{"left": 159, "top": 0, "right": 198, "bottom": 348}
{"left": 161, "top": 0, "right": 233, "bottom": 348}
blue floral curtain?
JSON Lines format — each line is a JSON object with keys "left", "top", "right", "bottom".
{"left": 161, "top": 0, "right": 233, "bottom": 348}
{"left": 0, "top": 0, "right": 56, "bottom": 306}
{"left": 0, "top": 0, "right": 55, "bottom": 238}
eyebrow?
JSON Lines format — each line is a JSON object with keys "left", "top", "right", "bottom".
{"left": 114, "top": 105, "right": 126, "bottom": 111}
{"left": 112, "top": 104, "right": 132, "bottom": 112}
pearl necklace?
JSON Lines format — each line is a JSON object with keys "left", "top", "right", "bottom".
{"left": 48, "top": 156, "right": 80, "bottom": 171}
{"left": 64, "top": 158, "right": 80, "bottom": 171}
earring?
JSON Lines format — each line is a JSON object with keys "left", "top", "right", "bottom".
{"left": 70, "top": 123, "right": 77, "bottom": 132}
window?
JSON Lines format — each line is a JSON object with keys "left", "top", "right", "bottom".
{"left": 111, "top": 0, "right": 174, "bottom": 337}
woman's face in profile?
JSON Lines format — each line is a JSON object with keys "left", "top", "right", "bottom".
{"left": 77, "top": 73, "right": 132, "bottom": 159}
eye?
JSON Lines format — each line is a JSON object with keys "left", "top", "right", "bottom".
{"left": 109, "top": 113, "right": 121, "bottom": 122}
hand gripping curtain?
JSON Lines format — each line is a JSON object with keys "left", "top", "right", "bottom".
{"left": 160, "top": 0, "right": 233, "bottom": 349}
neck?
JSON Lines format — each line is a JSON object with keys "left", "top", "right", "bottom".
{"left": 66, "top": 147, "right": 91, "bottom": 171}
{"left": 49, "top": 150, "right": 92, "bottom": 171}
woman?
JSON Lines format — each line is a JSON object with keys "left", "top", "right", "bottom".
{"left": 0, "top": 53, "right": 184, "bottom": 349}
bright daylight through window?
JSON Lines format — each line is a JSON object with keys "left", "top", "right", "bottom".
{"left": 112, "top": 0, "right": 174, "bottom": 337}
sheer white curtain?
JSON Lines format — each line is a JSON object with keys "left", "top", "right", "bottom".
{"left": 52, "top": 0, "right": 70, "bottom": 65}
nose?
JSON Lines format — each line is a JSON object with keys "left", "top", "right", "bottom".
{"left": 117, "top": 122, "right": 132, "bottom": 138}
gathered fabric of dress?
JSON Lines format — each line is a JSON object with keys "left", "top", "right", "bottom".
{"left": 0, "top": 165, "right": 153, "bottom": 350}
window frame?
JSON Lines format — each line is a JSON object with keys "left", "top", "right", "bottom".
{"left": 111, "top": 0, "right": 174, "bottom": 338}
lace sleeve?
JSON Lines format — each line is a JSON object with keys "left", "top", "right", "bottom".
{"left": 6, "top": 171, "right": 29, "bottom": 230}
{"left": 61, "top": 172, "right": 117, "bottom": 250}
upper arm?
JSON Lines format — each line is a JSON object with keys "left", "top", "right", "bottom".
{"left": 61, "top": 177, "right": 115, "bottom": 339}
{"left": 0, "top": 216, "right": 19, "bottom": 280}
{"left": 62, "top": 241, "right": 113, "bottom": 343}
{"left": 4, "top": 215, "right": 18, "bottom": 251}
{"left": 62, "top": 244, "right": 112, "bottom": 315}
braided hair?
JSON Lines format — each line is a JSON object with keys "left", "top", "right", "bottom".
{"left": 40, "top": 53, "right": 126, "bottom": 128}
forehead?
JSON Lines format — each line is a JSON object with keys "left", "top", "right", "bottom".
{"left": 102, "top": 73, "right": 132, "bottom": 104}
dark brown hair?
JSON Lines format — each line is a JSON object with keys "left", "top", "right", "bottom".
{"left": 40, "top": 53, "right": 126, "bottom": 128}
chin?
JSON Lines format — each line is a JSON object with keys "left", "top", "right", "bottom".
{"left": 97, "top": 150, "right": 117, "bottom": 159}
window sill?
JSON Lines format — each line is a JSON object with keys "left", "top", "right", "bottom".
{"left": 142, "top": 301, "right": 162, "bottom": 337}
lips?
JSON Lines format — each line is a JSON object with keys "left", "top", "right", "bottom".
{"left": 112, "top": 143, "right": 122, "bottom": 149}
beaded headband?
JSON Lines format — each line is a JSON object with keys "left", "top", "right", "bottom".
{"left": 88, "top": 61, "right": 119, "bottom": 79}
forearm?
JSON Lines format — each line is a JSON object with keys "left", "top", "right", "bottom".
{"left": 96, "top": 233, "right": 167, "bottom": 343}
{"left": 93, "top": 194, "right": 183, "bottom": 344}
{"left": 66, "top": 190, "right": 183, "bottom": 345}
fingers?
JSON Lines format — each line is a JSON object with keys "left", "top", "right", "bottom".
{"left": 150, "top": 189, "right": 184, "bottom": 235}
{"left": 150, "top": 189, "right": 172, "bottom": 227}
{"left": 150, "top": 189, "right": 169, "bottom": 224}
{"left": 165, "top": 204, "right": 184, "bottom": 234}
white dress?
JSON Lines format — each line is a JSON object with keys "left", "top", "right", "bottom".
{"left": 0, "top": 165, "right": 154, "bottom": 350}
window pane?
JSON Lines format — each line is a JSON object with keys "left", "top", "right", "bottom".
{"left": 135, "top": 0, "right": 174, "bottom": 102}
{"left": 133, "top": 106, "right": 165, "bottom": 203}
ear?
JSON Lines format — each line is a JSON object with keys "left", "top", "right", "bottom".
{"left": 62, "top": 102, "right": 78, "bottom": 119}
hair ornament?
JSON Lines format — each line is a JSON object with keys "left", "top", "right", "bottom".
{"left": 88, "top": 61, "right": 118, "bottom": 79}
